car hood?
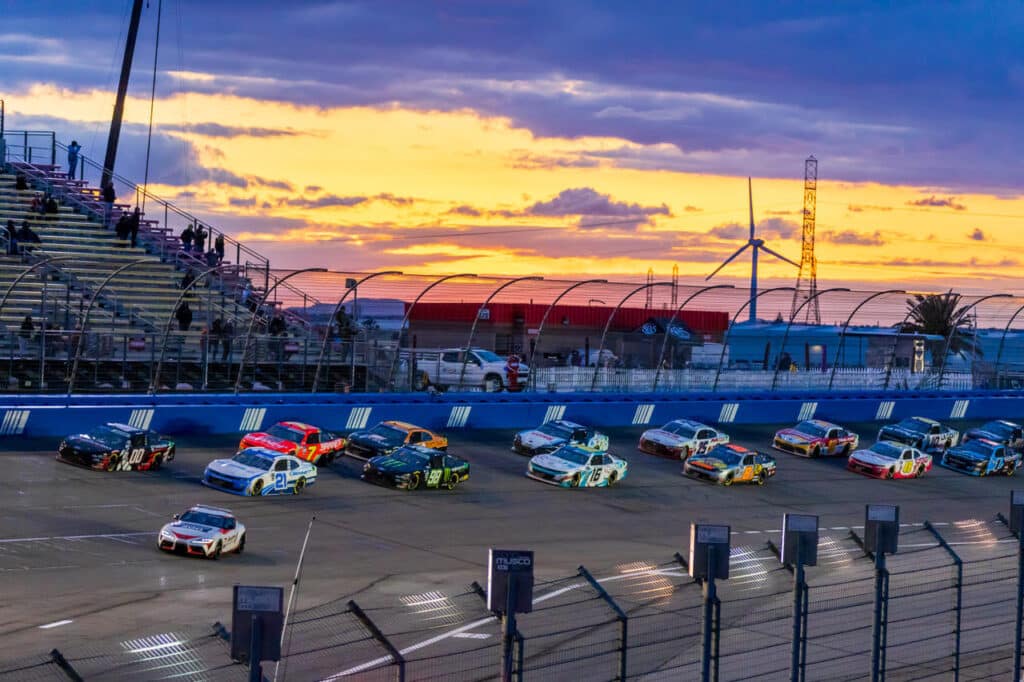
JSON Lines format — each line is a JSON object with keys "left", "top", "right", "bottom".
{"left": 207, "top": 459, "right": 265, "bottom": 479}
{"left": 242, "top": 433, "right": 295, "bottom": 452}
{"left": 529, "top": 453, "right": 581, "bottom": 473}
{"left": 161, "top": 520, "right": 221, "bottom": 541}
{"left": 966, "top": 429, "right": 1005, "bottom": 443}
{"left": 641, "top": 429, "right": 686, "bottom": 446}
{"left": 879, "top": 427, "right": 921, "bottom": 443}
{"left": 351, "top": 433, "right": 400, "bottom": 451}
{"left": 686, "top": 456, "right": 732, "bottom": 471}
{"left": 947, "top": 447, "right": 989, "bottom": 463}
{"left": 851, "top": 450, "right": 898, "bottom": 467}
{"left": 517, "top": 431, "right": 565, "bottom": 448}
{"left": 367, "top": 455, "right": 419, "bottom": 474}
{"left": 64, "top": 434, "right": 118, "bottom": 453}
{"left": 775, "top": 428, "right": 818, "bottom": 444}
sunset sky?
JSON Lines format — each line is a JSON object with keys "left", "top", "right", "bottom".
{"left": 3, "top": 1, "right": 1024, "bottom": 294}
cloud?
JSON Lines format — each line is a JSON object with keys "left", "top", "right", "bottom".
{"left": 906, "top": 195, "right": 967, "bottom": 211}
{"left": 229, "top": 196, "right": 259, "bottom": 208}
{"left": 280, "top": 194, "right": 368, "bottom": 209}
{"left": 523, "top": 187, "right": 670, "bottom": 219}
{"left": 847, "top": 204, "right": 893, "bottom": 212}
{"left": 683, "top": 205, "right": 702, "bottom": 212}
{"left": 446, "top": 204, "right": 483, "bottom": 216}
{"left": 248, "top": 176, "right": 295, "bottom": 191}
{"left": 821, "top": 230, "right": 886, "bottom": 246}
{"left": 374, "top": 192, "right": 416, "bottom": 206}
{"left": 509, "top": 152, "right": 601, "bottom": 170}
{"left": 162, "top": 123, "right": 301, "bottom": 138}
{"left": 709, "top": 217, "right": 799, "bottom": 241}
{"left": 305, "top": 185, "right": 322, "bottom": 193}
{"left": 968, "top": 228, "right": 986, "bottom": 241}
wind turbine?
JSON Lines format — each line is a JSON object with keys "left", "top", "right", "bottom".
{"left": 706, "top": 177, "right": 799, "bottom": 322}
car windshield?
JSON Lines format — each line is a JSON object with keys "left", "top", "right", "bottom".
{"left": 85, "top": 425, "right": 131, "bottom": 448}
{"left": 981, "top": 421, "right": 1015, "bottom": 439}
{"left": 388, "top": 449, "right": 430, "bottom": 466}
{"left": 180, "top": 511, "right": 231, "bottom": 529}
{"left": 232, "top": 450, "right": 274, "bottom": 470}
{"left": 897, "top": 418, "right": 933, "bottom": 434}
{"left": 551, "top": 447, "right": 591, "bottom": 466}
{"left": 705, "top": 446, "right": 743, "bottom": 466}
{"left": 366, "top": 424, "right": 408, "bottom": 447}
{"left": 537, "top": 422, "right": 574, "bottom": 439}
{"left": 959, "top": 440, "right": 995, "bottom": 457}
{"left": 663, "top": 422, "right": 697, "bottom": 439}
{"left": 794, "top": 421, "right": 828, "bottom": 437}
{"left": 475, "top": 350, "right": 504, "bottom": 363}
{"left": 869, "top": 442, "right": 903, "bottom": 459}
{"left": 266, "top": 424, "right": 306, "bottom": 442}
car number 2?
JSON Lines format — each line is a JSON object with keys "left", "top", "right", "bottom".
{"left": 275, "top": 472, "right": 288, "bottom": 489}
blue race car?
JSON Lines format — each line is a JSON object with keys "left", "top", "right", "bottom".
{"left": 203, "top": 447, "right": 317, "bottom": 496}
{"left": 940, "top": 438, "right": 1020, "bottom": 477}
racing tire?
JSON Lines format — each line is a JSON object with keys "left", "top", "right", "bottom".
{"left": 294, "top": 478, "right": 306, "bottom": 495}
{"left": 680, "top": 446, "right": 691, "bottom": 461}
{"left": 445, "top": 475, "right": 458, "bottom": 491}
{"left": 885, "top": 468, "right": 895, "bottom": 480}
{"left": 210, "top": 542, "right": 222, "bottom": 561}
{"left": 571, "top": 472, "right": 582, "bottom": 488}
{"left": 940, "top": 441, "right": 951, "bottom": 454}
{"left": 150, "top": 455, "right": 163, "bottom": 471}
{"left": 722, "top": 475, "right": 734, "bottom": 487}
{"left": 1008, "top": 466, "right": 1016, "bottom": 478}
{"left": 105, "top": 455, "right": 121, "bottom": 472}
{"left": 607, "top": 470, "right": 619, "bottom": 487}
{"left": 250, "top": 479, "right": 264, "bottom": 496}
{"left": 407, "top": 472, "right": 422, "bottom": 491}
{"left": 317, "top": 452, "right": 333, "bottom": 467}
{"left": 756, "top": 473, "right": 766, "bottom": 486}
{"left": 915, "top": 466, "right": 925, "bottom": 478}
{"left": 236, "top": 534, "right": 246, "bottom": 555}
{"left": 810, "top": 446, "right": 821, "bottom": 459}
{"left": 840, "top": 444, "right": 851, "bottom": 457}
{"left": 915, "top": 439, "right": 925, "bottom": 450}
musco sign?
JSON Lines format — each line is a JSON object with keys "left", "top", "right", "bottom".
{"left": 487, "top": 548, "right": 534, "bottom": 614}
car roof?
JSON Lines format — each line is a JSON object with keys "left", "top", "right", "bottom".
{"left": 717, "top": 443, "right": 755, "bottom": 454}
{"left": 973, "top": 438, "right": 1000, "bottom": 448}
{"left": 802, "top": 419, "right": 839, "bottom": 429}
{"left": 383, "top": 420, "right": 422, "bottom": 432}
{"left": 904, "top": 416, "right": 939, "bottom": 425}
{"left": 556, "top": 444, "right": 605, "bottom": 456}
{"left": 105, "top": 422, "right": 144, "bottom": 434}
{"left": 278, "top": 421, "right": 315, "bottom": 432}
{"left": 238, "top": 447, "right": 283, "bottom": 458}
{"left": 550, "top": 419, "right": 585, "bottom": 429}
{"left": 667, "top": 418, "right": 706, "bottom": 429}
{"left": 188, "top": 504, "right": 234, "bottom": 516}
{"left": 400, "top": 444, "right": 443, "bottom": 456}
{"left": 990, "top": 419, "right": 1021, "bottom": 428}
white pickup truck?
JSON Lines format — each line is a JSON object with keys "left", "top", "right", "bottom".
{"left": 410, "top": 348, "right": 529, "bottom": 392}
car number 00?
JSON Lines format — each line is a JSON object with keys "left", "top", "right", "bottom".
{"left": 126, "top": 448, "right": 146, "bottom": 465}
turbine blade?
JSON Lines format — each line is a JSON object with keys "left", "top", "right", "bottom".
{"left": 748, "top": 177, "right": 755, "bottom": 240}
{"left": 706, "top": 243, "right": 751, "bottom": 280}
{"left": 759, "top": 243, "right": 800, "bottom": 268}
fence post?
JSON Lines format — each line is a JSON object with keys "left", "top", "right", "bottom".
{"left": 578, "top": 565, "right": 628, "bottom": 681}
{"left": 923, "top": 521, "right": 961, "bottom": 680}
{"left": 48, "top": 649, "right": 83, "bottom": 682}
{"left": 471, "top": 580, "right": 525, "bottom": 681}
{"left": 348, "top": 599, "right": 404, "bottom": 682}
{"left": 870, "top": 547, "right": 889, "bottom": 682}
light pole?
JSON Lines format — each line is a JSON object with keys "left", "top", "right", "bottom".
{"left": 828, "top": 290, "right": 904, "bottom": 390}
{"left": 527, "top": 279, "right": 608, "bottom": 391}
{"left": 935, "top": 293, "right": 1011, "bottom": 389}
{"left": 590, "top": 282, "right": 673, "bottom": 392}
{"left": 652, "top": 284, "right": 734, "bottom": 391}
{"left": 770, "top": 288, "right": 850, "bottom": 391}
{"left": 712, "top": 286, "right": 795, "bottom": 392}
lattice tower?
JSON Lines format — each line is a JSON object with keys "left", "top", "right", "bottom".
{"left": 671, "top": 264, "right": 679, "bottom": 307}
{"left": 790, "top": 156, "right": 820, "bottom": 323}
{"left": 645, "top": 267, "right": 654, "bottom": 308}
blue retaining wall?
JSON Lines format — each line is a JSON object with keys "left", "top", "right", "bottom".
{"left": 0, "top": 390, "right": 1023, "bottom": 438}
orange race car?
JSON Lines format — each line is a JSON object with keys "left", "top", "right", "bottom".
{"left": 239, "top": 421, "right": 346, "bottom": 466}
{"left": 344, "top": 420, "right": 448, "bottom": 461}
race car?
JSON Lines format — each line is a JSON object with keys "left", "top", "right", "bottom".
{"left": 344, "top": 421, "right": 447, "bottom": 461}
{"left": 361, "top": 445, "right": 470, "bottom": 490}
{"left": 637, "top": 419, "right": 729, "bottom": 460}
{"left": 961, "top": 420, "right": 1024, "bottom": 453}
{"left": 157, "top": 504, "right": 245, "bottom": 559}
{"left": 772, "top": 419, "right": 859, "bottom": 458}
{"left": 877, "top": 417, "right": 959, "bottom": 454}
{"left": 513, "top": 419, "right": 609, "bottom": 456}
{"left": 239, "top": 421, "right": 345, "bottom": 465}
{"left": 57, "top": 423, "right": 175, "bottom": 472}
{"left": 941, "top": 438, "right": 1020, "bottom": 477}
{"left": 847, "top": 441, "right": 932, "bottom": 479}
{"left": 683, "top": 443, "right": 777, "bottom": 486}
{"left": 526, "top": 444, "right": 627, "bottom": 488}
{"left": 202, "top": 448, "right": 317, "bottom": 496}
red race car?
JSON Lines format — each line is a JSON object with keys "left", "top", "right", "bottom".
{"left": 239, "top": 421, "right": 345, "bottom": 466}
{"left": 847, "top": 441, "right": 932, "bottom": 479}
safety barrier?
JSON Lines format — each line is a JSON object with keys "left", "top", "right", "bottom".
{"left": 0, "top": 389, "right": 1021, "bottom": 438}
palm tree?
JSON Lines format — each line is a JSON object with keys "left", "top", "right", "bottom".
{"left": 901, "top": 291, "right": 980, "bottom": 359}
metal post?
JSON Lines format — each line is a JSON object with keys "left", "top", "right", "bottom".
{"left": 993, "top": 301, "right": 1024, "bottom": 388}
{"left": 1016, "top": 517, "right": 1024, "bottom": 682}
{"left": 702, "top": 546, "right": 717, "bottom": 682}
{"left": 102, "top": 0, "right": 144, "bottom": 190}
{"left": 771, "top": 287, "right": 849, "bottom": 390}
{"left": 871, "top": 548, "right": 888, "bottom": 682}
{"left": 712, "top": 286, "right": 795, "bottom": 392}
{"left": 590, "top": 281, "right": 672, "bottom": 392}
{"left": 579, "top": 565, "right": 628, "bottom": 681}
{"left": 349, "top": 600, "right": 405, "bottom": 682}
{"left": 527, "top": 279, "right": 608, "bottom": 391}
{"left": 274, "top": 516, "right": 314, "bottom": 682}
{"left": 924, "top": 521, "right": 961, "bottom": 680}
{"left": 828, "top": 290, "right": 905, "bottom": 389}
{"left": 248, "top": 614, "right": 263, "bottom": 682}
{"left": 934, "top": 293, "right": 1011, "bottom": 389}
{"left": 791, "top": 544, "right": 806, "bottom": 682}
{"left": 502, "top": 579, "right": 517, "bottom": 682}
{"left": 653, "top": 284, "right": 734, "bottom": 391}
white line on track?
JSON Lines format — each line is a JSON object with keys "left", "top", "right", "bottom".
{"left": 38, "top": 620, "right": 72, "bottom": 629}
{"left": 0, "top": 532, "right": 153, "bottom": 544}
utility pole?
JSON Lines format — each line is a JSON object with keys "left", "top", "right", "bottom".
{"left": 102, "top": 0, "right": 145, "bottom": 190}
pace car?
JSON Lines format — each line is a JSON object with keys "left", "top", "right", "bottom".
{"left": 941, "top": 438, "right": 1020, "bottom": 477}
{"left": 526, "top": 444, "right": 627, "bottom": 488}
{"left": 239, "top": 420, "right": 345, "bottom": 465}
{"left": 362, "top": 445, "right": 470, "bottom": 490}
{"left": 344, "top": 421, "right": 447, "bottom": 461}
{"left": 637, "top": 419, "right": 729, "bottom": 460}
{"left": 683, "top": 444, "right": 776, "bottom": 486}
{"left": 877, "top": 417, "right": 958, "bottom": 454}
{"left": 202, "top": 448, "right": 317, "bottom": 496}
{"left": 772, "top": 419, "right": 859, "bottom": 458}
{"left": 57, "top": 423, "right": 175, "bottom": 472}
{"left": 847, "top": 441, "right": 932, "bottom": 479}
{"left": 158, "top": 505, "right": 245, "bottom": 559}
{"left": 513, "top": 419, "right": 609, "bottom": 456}
{"left": 961, "top": 420, "right": 1024, "bottom": 453}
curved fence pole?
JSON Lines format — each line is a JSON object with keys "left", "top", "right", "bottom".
{"left": 652, "top": 284, "right": 735, "bottom": 392}
{"left": 994, "top": 301, "right": 1024, "bottom": 387}
{"left": 0, "top": 256, "right": 79, "bottom": 323}
{"left": 384, "top": 273, "right": 477, "bottom": 390}
{"left": 882, "top": 296, "right": 930, "bottom": 391}
{"left": 235, "top": 267, "right": 327, "bottom": 394}
{"left": 935, "top": 293, "right": 1011, "bottom": 390}
{"left": 457, "top": 276, "right": 543, "bottom": 391}
{"left": 828, "top": 290, "right": 904, "bottom": 390}
{"left": 590, "top": 282, "right": 673, "bottom": 392}
{"left": 770, "top": 287, "right": 850, "bottom": 391}
{"left": 712, "top": 286, "right": 795, "bottom": 392}
{"left": 149, "top": 264, "right": 231, "bottom": 394}
{"left": 528, "top": 279, "right": 608, "bottom": 391}
{"left": 309, "top": 271, "right": 401, "bottom": 393}
{"left": 67, "top": 258, "right": 154, "bottom": 395}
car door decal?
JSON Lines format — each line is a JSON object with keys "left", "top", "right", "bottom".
{"left": 743, "top": 466, "right": 754, "bottom": 480}
{"left": 426, "top": 469, "right": 442, "bottom": 487}
{"left": 901, "top": 460, "right": 914, "bottom": 475}
{"left": 274, "top": 472, "right": 287, "bottom": 490}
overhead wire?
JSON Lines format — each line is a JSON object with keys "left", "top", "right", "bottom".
{"left": 141, "top": 0, "right": 164, "bottom": 211}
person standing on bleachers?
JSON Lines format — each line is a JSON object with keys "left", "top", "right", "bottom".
{"left": 67, "top": 141, "right": 82, "bottom": 179}
{"left": 175, "top": 301, "right": 193, "bottom": 331}
{"left": 16, "top": 221, "right": 41, "bottom": 249}
{"left": 102, "top": 182, "right": 116, "bottom": 227}
{"left": 214, "top": 233, "right": 225, "bottom": 263}
{"left": 180, "top": 224, "right": 194, "bottom": 252}
{"left": 128, "top": 207, "right": 141, "bottom": 248}
{"left": 18, "top": 316, "right": 34, "bottom": 356}
{"left": 194, "top": 223, "right": 207, "bottom": 253}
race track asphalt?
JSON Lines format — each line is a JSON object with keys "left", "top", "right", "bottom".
{"left": 0, "top": 419, "right": 1018, "bottom": 675}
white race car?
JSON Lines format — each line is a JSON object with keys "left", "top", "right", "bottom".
{"left": 638, "top": 419, "right": 729, "bottom": 460}
{"left": 158, "top": 505, "right": 245, "bottom": 559}
{"left": 526, "top": 444, "right": 628, "bottom": 488}
{"left": 202, "top": 448, "right": 318, "bottom": 496}
{"left": 512, "top": 419, "right": 609, "bottom": 456}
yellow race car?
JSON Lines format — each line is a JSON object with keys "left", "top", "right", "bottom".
{"left": 343, "top": 420, "right": 448, "bottom": 461}
{"left": 683, "top": 443, "right": 777, "bottom": 486}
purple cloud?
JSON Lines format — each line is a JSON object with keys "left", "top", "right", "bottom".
{"left": 822, "top": 230, "right": 886, "bottom": 246}
{"left": 907, "top": 195, "right": 967, "bottom": 211}
{"left": 524, "top": 187, "right": 670, "bottom": 218}
{"left": 968, "top": 228, "right": 986, "bottom": 241}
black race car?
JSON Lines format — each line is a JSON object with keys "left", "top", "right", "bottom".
{"left": 361, "top": 445, "right": 470, "bottom": 491}
{"left": 58, "top": 423, "right": 176, "bottom": 472}
{"left": 962, "top": 420, "right": 1024, "bottom": 453}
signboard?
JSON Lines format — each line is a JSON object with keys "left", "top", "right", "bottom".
{"left": 1011, "top": 491, "right": 1024, "bottom": 535}
{"left": 689, "top": 523, "right": 731, "bottom": 581}
{"left": 781, "top": 513, "right": 819, "bottom": 567}
{"left": 864, "top": 504, "right": 900, "bottom": 555}
{"left": 231, "top": 585, "right": 283, "bottom": 663}
{"left": 487, "top": 549, "right": 534, "bottom": 614}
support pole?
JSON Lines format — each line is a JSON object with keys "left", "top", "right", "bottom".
{"left": 590, "top": 281, "right": 672, "bottom": 392}
{"left": 501, "top": 580, "right": 518, "bottom": 682}
{"left": 102, "top": 0, "right": 145, "bottom": 190}
{"left": 1016, "top": 518, "right": 1024, "bottom": 682}
{"left": 458, "top": 276, "right": 542, "bottom": 391}
{"left": 828, "top": 290, "right": 904, "bottom": 389}
{"left": 248, "top": 614, "right": 263, "bottom": 682}
{"left": 924, "top": 521, "right": 961, "bottom": 681}
{"left": 791, "top": 549, "right": 805, "bottom": 682}
{"left": 712, "top": 286, "right": 795, "bottom": 392}
{"left": 871, "top": 549, "right": 888, "bottom": 682}
{"left": 349, "top": 600, "right": 405, "bottom": 682}
{"left": 652, "top": 284, "right": 734, "bottom": 391}
{"left": 579, "top": 565, "right": 628, "bottom": 681}
{"left": 702, "top": 546, "right": 718, "bottom": 682}
{"left": 771, "top": 287, "right": 849, "bottom": 390}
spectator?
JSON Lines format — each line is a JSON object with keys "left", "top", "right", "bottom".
{"left": 214, "top": 233, "right": 225, "bottom": 263}
{"left": 67, "top": 140, "right": 82, "bottom": 179}
{"left": 14, "top": 174, "right": 28, "bottom": 191}
{"left": 221, "top": 320, "right": 234, "bottom": 361}
{"left": 115, "top": 214, "right": 131, "bottom": 245}
{"left": 193, "top": 223, "right": 207, "bottom": 253}
{"left": 180, "top": 269, "right": 196, "bottom": 290}
{"left": 45, "top": 194, "right": 59, "bottom": 216}
{"left": 16, "top": 221, "right": 41, "bottom": 248}
{"left": 128, "top": 206, "right": 140, "bottom": 247}
{"left": 240, "top": 281, "right": 254, "bottom": 310}
{"left": 102, "top": 182, "right": 116, "bottom": 227}
{"left": 180, "top": 224, "right": 194, "bottom": 252}
{"left": 205, "top": 249, "right": 219, "bottom": 267}
{"left": 18, "top": 316, "right": 33, "bottom": 355}
{"left": 268, "top": 313, "right": 286, "bottom": 361}
{"left": 30, "top": 193, "right": 43, "bottom": 214}
{"left": 175, "top": 301, "right": 193, "bottom": 331}
{"left": 335, "top": 307, "right": 356, "bottom": 363}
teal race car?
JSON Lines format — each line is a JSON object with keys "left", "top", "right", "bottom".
{"left": 361, "top": 445, "right": 470, "bottom": 490}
